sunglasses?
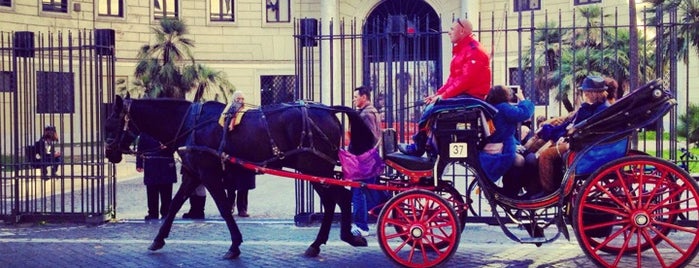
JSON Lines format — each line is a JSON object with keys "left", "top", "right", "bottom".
{"left": 456, "top": 18, "right": 465, "bottom": 29}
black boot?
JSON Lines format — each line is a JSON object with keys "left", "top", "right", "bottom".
{"left": 182, "top": 195, "right": 206, "bottom": 219}
{"left": 397, "top": 131, "right": 426, "bottom": 156}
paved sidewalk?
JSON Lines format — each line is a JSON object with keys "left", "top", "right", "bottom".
{"left": 0, "top": 155, "right": 697, "bottom": 267}
{"left": 113, "top": 154, "right": 297, "bottom": 221}
{"left": 0, "top": 220, "right": 592, "bottom": 268}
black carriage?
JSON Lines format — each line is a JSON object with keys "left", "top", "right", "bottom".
{"left": 371, "top": 79, "right": 699, "bottom": 267}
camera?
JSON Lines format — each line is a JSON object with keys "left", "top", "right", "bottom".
{"left": 507, "top": 85, "right": 520, "bottom": 103}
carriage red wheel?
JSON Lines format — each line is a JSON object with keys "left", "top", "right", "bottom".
{"left": 573, "top": 155, "right": 699, "bottom": 267}
{"left": 377, "top": 189, "right": 461, "bottom": 267}
{"left": 435, "top": 181, "right": 467, "bottom": 234}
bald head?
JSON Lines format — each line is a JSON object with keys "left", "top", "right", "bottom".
{"left": 456, "top": 18, "right": 473, "bottom": 32}
{"left": 449, "top": 18, "right": 473, "bottom": 44}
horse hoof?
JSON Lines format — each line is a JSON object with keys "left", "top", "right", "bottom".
{"left": 148, "top": 239, "right": 165, "bottom": 251}
{"left": 223, "top": 247, "right": 241, "bottom": 259}
{"left": 341, "top": 235, "right": 368, "bottom": 247}
{"left": 304, "top": 246, "right": 320, "bottom": 257}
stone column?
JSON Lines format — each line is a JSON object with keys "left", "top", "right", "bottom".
{"left": 462, "top": 0, "right": 480, "bottom": 26}
{"left": 320, "top": 0, "right": 339, "bottom": 105}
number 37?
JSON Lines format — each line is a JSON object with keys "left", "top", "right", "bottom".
{"left": 449, "top": 142, "right": 468, "bottom": 158}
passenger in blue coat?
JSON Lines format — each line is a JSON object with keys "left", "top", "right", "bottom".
{"left": 479, "top": 85, "right": 535, "bottom": 182}
{"left": 136, "top": 134, "right": 177, "bottom": 221}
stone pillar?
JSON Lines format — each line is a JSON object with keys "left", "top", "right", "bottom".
{"left": 462, "top": 0, "right": 480, "bottom": 27}
{"left": 320, "top": 0, "right": 339, "bottom": 105}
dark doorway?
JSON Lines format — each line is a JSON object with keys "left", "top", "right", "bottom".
{"left": 362, "top": 0, "right": 442, "bottom": 141}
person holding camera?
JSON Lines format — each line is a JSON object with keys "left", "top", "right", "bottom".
{"left": 479, "top": 85, "right": 534, "bottom": 183}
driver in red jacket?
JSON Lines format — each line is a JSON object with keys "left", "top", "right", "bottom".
{"left": 399, "top": 18, "right": 492, "bottom": 156}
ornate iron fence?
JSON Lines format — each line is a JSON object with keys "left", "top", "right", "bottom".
{"left": 293, "top": 5, "right": 698, "bottom": 225}
{"left": 0, "top": 29, "right": 117, "bottom": 223}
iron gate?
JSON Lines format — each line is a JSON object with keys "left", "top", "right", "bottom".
{"left": 293, "top": 5, "right": 698, "bottom": 226}
{"left": 0, "top": 29, "right": 116, "bottom": 223}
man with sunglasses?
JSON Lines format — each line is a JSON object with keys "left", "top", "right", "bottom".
{"left": 399, "top": 18, "right": 492, "bottom": 156}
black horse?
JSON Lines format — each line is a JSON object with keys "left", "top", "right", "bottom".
{"left": 104, "top": 95, "right": 375, "bottom": 259}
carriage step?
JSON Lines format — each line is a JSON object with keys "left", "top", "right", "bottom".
{"left": 520, "top": 237, "right": 547, "bottom": 244}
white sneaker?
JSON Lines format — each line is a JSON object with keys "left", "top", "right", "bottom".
{"left": 351, "top": 224, "right": 370, "bottom": 237}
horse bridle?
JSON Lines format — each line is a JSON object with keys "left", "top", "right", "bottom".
{"left": 106, "top": 98, "right": 138, "bottom": 154}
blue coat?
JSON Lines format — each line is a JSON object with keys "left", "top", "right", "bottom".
{"left": 479, "top": 100, "right": 535, "bottom": 182}
{"left": 136, "top": 135, "right": 177, "bottom": 186}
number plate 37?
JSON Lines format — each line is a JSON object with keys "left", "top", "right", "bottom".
{"left": 449, "top": 142, "right": 468, "bottom": 158}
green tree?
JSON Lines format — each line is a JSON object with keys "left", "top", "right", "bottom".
{"left": 132, "top": 18, "right": 233, "bottom": 101}
{"left": 182, "top": 63, "right": 235, "bottom": 103}
{"left": 646, "top": 1, "right": 699, "bottom": 144}
{"left": 678, "top": 103, "right": 699, "bottom": 146}
{"left": 523, "top": 7, "right": 655, "bottom": 109}
{"left": 646, "top": 0, "right": 699, "bottom": 65}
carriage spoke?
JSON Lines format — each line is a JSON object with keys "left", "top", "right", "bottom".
{"left": 593, "top": 182, "right": 632, "bottom": 211}
{"left": 641, "top": 228, "right": 671, "bottom": 268}
{"left": 378, "top": 190, "right": 459, "bottom": 268}
{"left": 647, "top": 224, "right": 689, "bottom": 255}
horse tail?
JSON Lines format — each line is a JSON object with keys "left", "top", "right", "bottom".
{"left": 331, "top": 105, "right": 375, "bottom": 155}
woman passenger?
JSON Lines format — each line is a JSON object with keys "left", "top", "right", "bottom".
{"left": 479, "top": 85, "right": 535, "bottom": 183}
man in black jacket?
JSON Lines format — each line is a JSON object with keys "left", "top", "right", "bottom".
{"left": 136, "top": 134, "right": 177, "bottom": 220}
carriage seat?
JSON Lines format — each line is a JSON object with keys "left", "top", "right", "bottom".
{"left": 431, "top": 106, "right": 489, "bottom": 161}
{"left": 569, "top": 137, "right": 630, "bottom": 175}
{"left": 382, "top": 128, "right": 435, "bottom": 171}
{"left": 384, "top": 152, "right": 435, "bottom": 171}
{"left": 430, "top": 97, "right": 497, "bottom": 119}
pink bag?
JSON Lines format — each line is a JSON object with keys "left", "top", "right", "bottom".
{"left": 338, "top": 147, "right": 384, "bottom": 181}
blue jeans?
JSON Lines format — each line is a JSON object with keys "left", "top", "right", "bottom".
{"left": 352, "top": 178, "right": 375, "bottom": 231}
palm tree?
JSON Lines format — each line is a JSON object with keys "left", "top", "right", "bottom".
{"left": 133, "top": 18, "right": 234, "bottom": 101}
{"left": 522, "top": 7, "right": 654, "bottom": 110}
{"left": 645, "top": 0, "right": 699, "bottom": 141}
{"left": 645, "top": 0, "right": 699, "bottom": 67}
{"left": 182, "top": 64, "right": 235, "bottom": 102}
{"left": 679, "top": 103, "right": 699, "bottom": 145}
{"left": 134, "top": 18, "right": 195, "bottom": 99}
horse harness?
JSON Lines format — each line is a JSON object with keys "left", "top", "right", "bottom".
{"left": 217, "top": 101, "right": 338, "bottom": 168}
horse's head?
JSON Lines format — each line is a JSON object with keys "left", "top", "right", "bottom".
{"left": 105, "top": 95, "right": 138, "bottom": 163}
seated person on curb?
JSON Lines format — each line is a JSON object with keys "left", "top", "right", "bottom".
{"left": 479, "top": 86, "right": 534, "bottom": 184}
{"left": 398, "top": 18, "right": 491, "bottom": 156}
{"left": 533, "top": 75, "right": 611, "bottom": 196}
{"left": 36, "top": 125, "right": 62, "bottom": 180}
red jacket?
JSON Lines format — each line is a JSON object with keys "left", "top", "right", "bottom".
{"left": 436, "top": 35, "right": 491, "bottom": 100}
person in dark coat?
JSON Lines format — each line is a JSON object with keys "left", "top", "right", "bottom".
{"left": 225, "top": 164, "right": 256, "bottom": 217}
{"left": 36, "top": 125, "right": 62, "bottom": 180}
{"left": 136, "top": 134, "right": 177, "bottom": 220}
{"left": 222, "top": 90, "right": 255, "bottom": 217}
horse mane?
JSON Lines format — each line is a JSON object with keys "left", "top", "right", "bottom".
{"left": 330, "top": 105, "right": 375, "bottom": 156}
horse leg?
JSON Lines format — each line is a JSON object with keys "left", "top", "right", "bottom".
{"left": 337, "top": 186, "right": 367, "bottom": 247}
{"left": 304, "top": 185, "right": 367, "bottom": 258}
{"left": 202, "top": 178, "right": 243, "bottom": 259}
{"left": 304, "top": 185, "right": 334, "bottom": 257}
{"left": 149, "top": 172, "right": 199, "bottom": 251}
